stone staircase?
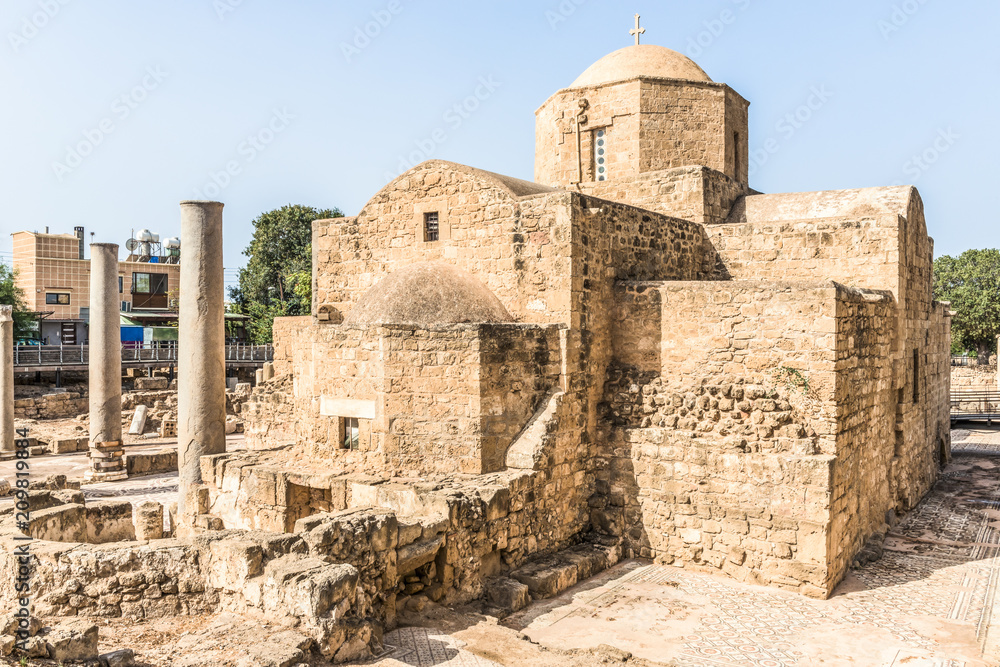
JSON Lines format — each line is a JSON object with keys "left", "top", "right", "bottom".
{"left": 505, "top": 390, "right": 563, "bottom": 470}
{"left": 485, "top": 542, "right": 620, "bottom": 617}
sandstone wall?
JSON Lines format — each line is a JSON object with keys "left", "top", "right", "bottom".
{"left": 594, "top": 281, "right": 923, "bottom": 596}
{"left": 534, "top": 79, "right": 748, "bottom": 188}
{"left": 827, "top": 287, "right": 896, "bottom": 586}
{"left": 312, "top": 162, "right": 573, "bottom": 327}
{"left": 248, "top": 321, "right": 563, "bottom": 477}
{"left": 14, "top": 392, "right": 88, "bottom": 419}
{"left": 577, "top": 167, "right": 746, "bottom": 225}
{"left": 951, "top": 364, "right": 996, "bottom": 390}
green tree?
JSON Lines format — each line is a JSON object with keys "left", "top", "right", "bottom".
{"left": 933, "top": 249, "right": 1000, "bottom": 365}
{"left": 0, "top": 263, "right": 34, "bottom": 339}
{"left": 229, "top": 204, "right": 342, "bottom": 343}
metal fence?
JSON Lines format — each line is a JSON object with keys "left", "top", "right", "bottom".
{"left": 13, "top": 343, "right": 273, "bottom": 367}
{"left": 951, "top": 390, "right": 1000, "bottom": 422}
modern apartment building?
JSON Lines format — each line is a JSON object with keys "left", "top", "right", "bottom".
{"left": 11, "top": 227, "right": 180, "bottom": 345}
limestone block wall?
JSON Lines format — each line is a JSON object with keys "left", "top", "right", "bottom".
{"left": 827, "top": 287, "right": 897, "bottom": 586}
{"left": 576, "top": 166, "right": 746, "bottom": 225}
{"left": 707, "top": 214, "right": 900, "bottom": 291}
{"left": 594, "top": 281, "right": 915, "bottom": 596}
{"left": 312, "top": 162, "right": 573, "bottom": 327}
{"left": 247, "top": 320, "right": 564, "bottom": 477}
{"left": 535, "top": 80, "right": 643, "bottom": 188}
{"left": 380, "top": 327, "right": 483, "bottom": 475}
{"left": 203, "top": 453, "right": 589, "bottom": 607}
{"left": 951, "top": 364, "right": 996, "bottom": 391}
{"left": 14, "top": 392, "right": 88, "bottom": 419}
{"left": 534, "top": 78, "right": 748, "bottom": 188}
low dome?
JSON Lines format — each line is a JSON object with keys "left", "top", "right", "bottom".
{"left": 344, "top": 262, "right": 512, "bottom": 327}
{"left": 571, "top": 45, "right": 712, "bottom": 88}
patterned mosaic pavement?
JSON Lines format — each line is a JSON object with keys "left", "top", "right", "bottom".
{"left": 507, "top": 451, "right": 1000, "bottom": 666}
{"left": 372, "top": 627, "right": 502, "bottom": 667}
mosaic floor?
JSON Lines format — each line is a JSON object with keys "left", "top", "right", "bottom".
{"left": 375, "top": 627, "right": 502, "bottom": 667}
{"left": 506, "top": 452, "right": 1000, "bottom": 666}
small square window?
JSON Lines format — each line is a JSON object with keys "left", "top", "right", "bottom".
{"left": 424, "top": 212, "right": 440, "bottom": 242}
{"left": 342, "top": 417, "right": 360, "bottom": 450}
{"left": 45, "top": 293, "right": 70, "bottom": 305}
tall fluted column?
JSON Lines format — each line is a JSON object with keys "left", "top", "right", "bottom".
{"left": 86, "top": 243, "right": 126, "bottom": 481}
{"left": 0, "top": 306, "right": 14, "bottom": 454}
{"left": 177, "top": 201, "right": 226, "bottom": 524}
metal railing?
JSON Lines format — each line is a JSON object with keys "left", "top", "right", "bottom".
{"left": 951, "top": 390, "right": 1000, "bottom": 422}
{"left": 13, "top": 343, "right": 273, "bottom": 367}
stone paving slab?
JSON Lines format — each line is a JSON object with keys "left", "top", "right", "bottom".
{"left": 504, "top": 453, "right": 1000, "bottom": 666}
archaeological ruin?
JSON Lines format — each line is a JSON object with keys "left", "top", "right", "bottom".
{"left": 0, "top": 42, "right": 951, "bottom": 663}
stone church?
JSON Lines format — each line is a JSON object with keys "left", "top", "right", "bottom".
{"left": 235, "top": 42, "right": 951, "bottom": 600}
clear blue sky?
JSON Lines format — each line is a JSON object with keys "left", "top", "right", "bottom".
{"left": 2, "top": 0, "right": 996, "bottom": 292}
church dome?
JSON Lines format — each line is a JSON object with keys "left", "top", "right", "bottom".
{"left": 571, "top": 45, "right": 712, "bottom": 88}
{"left": 344, "top": 262, "right": 512, "bottom": 327}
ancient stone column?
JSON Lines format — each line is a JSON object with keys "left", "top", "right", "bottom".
{"left": 0, "top": 306, "right": 14, "bottom": 454}
{"left": 86, "top": 244, "right": 126, "bottom": 481}
{"left": 177, "top": 201, "right": 226, "bottom": 523}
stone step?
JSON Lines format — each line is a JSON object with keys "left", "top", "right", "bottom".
{"left": 486, "top": 542, "right": 620, "bottom": 617}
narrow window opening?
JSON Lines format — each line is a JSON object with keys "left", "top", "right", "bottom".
{"left": 912, "top": 349, "right": 920, "bottom": 403}
{"left": 342, "top": 417, "right": 360, "bottom": 450}
{"left": 424, "top": 212, "right": 440, "bottom": 242}
{"left": 734, "top": 131, "right": 743, "bottom": 182}
{"left": 594, "top": 129, "right": 608, "bottom": 181}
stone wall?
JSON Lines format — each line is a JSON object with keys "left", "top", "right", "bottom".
{"left": 202, "top": 452, "right": 590, "bottom": 608}
{"left": 14, "top": 392, "right": 88, "bottom": 419}
{"left": 246, "top": 322, "right": 563, "bottom": 477}
{"left": 591, "top": 280, "right": 927, "bottom": 596}
{"left": 827, "top": 287, "right": 897, "bottom": 586}
{"left": 312, "top": 162, "right": 572, "bottom": 327}
{"left": 576, "top": 167, "right": 746, "bottom": 225}
{"left": 534, "top": 78, "right": 748, "bottom": 189}
{"left": 951, "top": 364, "right": 996, "bottom": 391}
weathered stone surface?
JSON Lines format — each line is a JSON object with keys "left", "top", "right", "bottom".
{"left": 486, "top": 577, "right": 531, "bottom": 615}
{"left": 101, "top": 648, "right": 136, "bottom": 667}
{"left": 45, "top": 618, "right": 99, "bottom": 662}
{"left": 134, "top": 501, "right": 165, "bottom": 541}
{"left": 86, "top": 500, "right": 136, "bottom": 543}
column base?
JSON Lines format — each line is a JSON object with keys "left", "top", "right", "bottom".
{"left": 88, "top": 440, "right": 126, "bottom": 479}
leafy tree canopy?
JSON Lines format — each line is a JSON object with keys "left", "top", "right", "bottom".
{"left": 229, "top": 204, "right": 342, "bottom": 343}
{"left": 933, "top": 249, "right": 1000, "bottom": 364}
{"left": 0, "top": 263, "right": 34, "bottom": 339}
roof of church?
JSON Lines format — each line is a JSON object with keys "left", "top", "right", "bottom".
{"left": 570, "top": 45, "right": 713, "bottom": 88}
{"left": 344, "top": 262, "right": 512, "bottom": 327}
{"left": 725, "top": 186, "right": 918, "bottom": 224}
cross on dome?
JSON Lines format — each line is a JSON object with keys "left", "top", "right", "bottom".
{"left": 630, "top": 14, "right": 646, "bottom": 45}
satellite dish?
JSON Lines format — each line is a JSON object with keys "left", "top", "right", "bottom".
{"left": 125, "top": 239, "right": 138, "bottom": 252}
